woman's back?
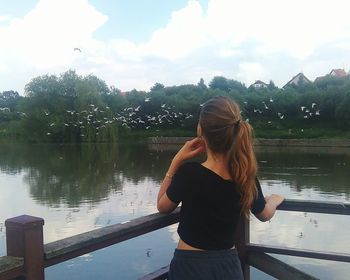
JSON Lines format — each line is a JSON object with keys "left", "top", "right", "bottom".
{"left": 167, "top": 162, "right": 241, "bottom": 250}
{"left": 167, "top": 162, "right": 266, "bottom": 250}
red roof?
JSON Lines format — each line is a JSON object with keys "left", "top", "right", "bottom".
{"left": 330, "top": 69, "right": 347, "bottom": 77}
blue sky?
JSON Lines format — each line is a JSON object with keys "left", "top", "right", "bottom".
{"left": 1, "top": 0, "right": 350, "bottom": 93}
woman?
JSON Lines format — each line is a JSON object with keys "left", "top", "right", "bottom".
{"left": 157, "top": 96, "right": 284, "bottom": 280}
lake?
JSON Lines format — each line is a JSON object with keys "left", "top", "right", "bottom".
{"left": 0, "top": 141, "right": 349, "bottom": 279}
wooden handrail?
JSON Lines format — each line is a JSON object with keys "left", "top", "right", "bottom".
{"left": 0, "top": 199, "right": 349, "bottom": 279}
{"left": 247, "top": 243, "right": 350, "bottom": 263}
{"left": 44, "top": 209, "right": 180, "bottom": 267}
{"left": 277, "top": 199, "right": 350, "bottom": 215}
{"left": 0, "top": 257, "right": 24, "bottom": 280}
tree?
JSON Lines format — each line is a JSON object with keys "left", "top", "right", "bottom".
{"left": 0, "top": 90, "right": 21, "bottom": 111}
{"left": 268, "top": 80, "right": 277, "bottom": 90}
{"left": 209, "top": 76, "right": 246, "bottom": 92}
{"left": 151, "top": 83, "right": 165, "bottom": 91}
{"left": 197, "top": 78, "right": 207, "bottom": 89}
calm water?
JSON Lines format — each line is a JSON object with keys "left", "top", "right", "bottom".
{"left": 0, "top": 142, "right": 349, "bottom": 279}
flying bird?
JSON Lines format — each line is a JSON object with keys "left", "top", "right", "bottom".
{"left": 74, "top": 47, "right": 82, "bottom": 52}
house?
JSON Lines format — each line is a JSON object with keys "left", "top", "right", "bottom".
{"left": 314, "top": 68, "right": 348, "bottom": 83}
{"left": 284, "top": 73, "right": 311, "bottom": 87}
{"left": 314, "top": 76, "right": 326, "bottom": 83}
{"left": 329, "top": 69, "right": 347, "bottom": 77}
{"left": 250, "top": 80, "right": 268, "bottom": 89}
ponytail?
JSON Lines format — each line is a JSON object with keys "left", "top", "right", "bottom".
{"left": 199, "top": 96, "right": 258, "bottom": 218}
{"left": 228, "top": 120, "right": 257, "bottom": 218}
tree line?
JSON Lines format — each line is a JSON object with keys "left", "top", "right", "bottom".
{"left": 1, "top": 70, "right": 350, "bottom": 142}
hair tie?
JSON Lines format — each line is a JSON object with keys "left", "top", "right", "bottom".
{"left": 232, "top": 119, "right": 241, "bottom": 138}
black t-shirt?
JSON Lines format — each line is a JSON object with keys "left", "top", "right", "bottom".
{"left": 166, "top": 162, "right": 266, "bottom": 250}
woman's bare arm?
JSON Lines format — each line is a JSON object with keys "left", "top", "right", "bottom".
{"left": 255, "top": 194, "right": 284, "bottom": 222}
{"left": 157, "top": 138, "right": 205, "bottom": 213}
{"left": 156, "top": 158, "right": 181, "bottom": 213}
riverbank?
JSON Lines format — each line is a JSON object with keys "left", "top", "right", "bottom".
{"left": 148, "top": 137, "right": 350, "bottom": 147}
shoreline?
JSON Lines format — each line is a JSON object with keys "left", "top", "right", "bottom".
{"left": 148, "top": 137, "right": 350, "bottom": 147}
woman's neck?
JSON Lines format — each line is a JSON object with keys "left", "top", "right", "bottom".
{"left": 202, "top": 149, "right": 231, "bottom": 180}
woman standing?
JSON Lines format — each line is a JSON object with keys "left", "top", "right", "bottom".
{"left": 157, "top": 96, "right": 284, "bottom": 280}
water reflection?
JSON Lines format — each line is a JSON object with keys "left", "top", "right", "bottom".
{"left": 0, "top": 143, "right": 348, "bottom": 206}
{"left": 0, "top": 142, "right": 173, "bottom": 207}
{"left": 256, "top": 146, "right": 350, "bottom": 198}
{"left": 0, "top": 142, "right": 349, "bottom": 279}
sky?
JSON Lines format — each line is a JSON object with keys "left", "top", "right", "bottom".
{"left": 1, "top": 0, "right": 350, "bottom": 94}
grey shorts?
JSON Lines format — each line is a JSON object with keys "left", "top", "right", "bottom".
{"left": 167, "top": 248, "right": 244, "bottom": 280}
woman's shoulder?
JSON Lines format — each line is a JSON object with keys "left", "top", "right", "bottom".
{"left": 176, "top": 161, "right": 202, "bottom": 174}
{"left": 180, "top": 161, "right": 201, "bottom": 169}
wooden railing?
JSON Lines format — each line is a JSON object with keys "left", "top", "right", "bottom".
{"left": 0, "top": 199, "right": 349, "bottom": 280}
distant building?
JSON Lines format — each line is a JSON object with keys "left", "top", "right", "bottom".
{"left": 250, "top": 80, "right": 268, "bottom": 89}
{"left": 315, "top": 68, "right": 348, "bottom": 83}
{"left": 314, "top": 75, "right": 326, "bottom": 83}
{"left": 329, "top": 69, "right": 347, "bottom": 77}
{"left": 284, "top": 73, "right": 311, "bottom": 87}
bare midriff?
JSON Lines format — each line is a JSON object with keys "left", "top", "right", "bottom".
{"left": 177, "top": 238, "right": 204, "bottom": 251}
{"left": 177, "top": 238, "right": 236, "bottom": 251}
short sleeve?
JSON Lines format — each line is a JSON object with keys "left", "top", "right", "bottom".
{"left": 166, "top": 163, "right": 188, "bottom": 204}
{"left": 251, "top": 178, "right": 266, "bottom": 215}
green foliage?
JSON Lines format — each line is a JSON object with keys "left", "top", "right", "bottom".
{"left": 2, "top": 70, "right": 121, "bottom": 142}
{"left": 209, "top": 76, "right": 246, "bottom": 92}
{"left": 1, "top": 71, "right": 350, "bottom": 142}
{"left": 150, "top": 82, "right": 165, "bottom": 91}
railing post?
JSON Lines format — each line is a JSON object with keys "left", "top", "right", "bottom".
{"left": 5, "top": 215, "right": 45, "bottom": 280}
{"left": 234, "top": 216, "right": 250, "bottom": 280}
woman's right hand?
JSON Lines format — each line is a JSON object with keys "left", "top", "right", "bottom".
{"left": 173, "top": 137, "right": 205, "bottom": 165}
{"left": 265, "top": 194, "right": 285, "bottom": 207}
{"left": 165, "top": 137, "right": 205, "bottom": 182}
{"left": 256, "top": 194, "right": 285, "bottom": 222}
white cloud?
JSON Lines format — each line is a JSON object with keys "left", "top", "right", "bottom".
{"left": 206, "top": 0, "right": 350, "bottom": 59}
{"left": 0, "top": 0, "right": 107, "bottom": 82}
{"left": 237, "top": 63, "right": 266, "bottom": 85}
{"left": 0, "top": 63, "right": 8, "bottom": 73}
{"left": 138, "top": 0, "right": 207, "bottom": 59}
{"left": 1, "top": 0, "right": 350, "bottom": 92}
{"left": 0, "top": 0, "right": 110, "bottom": 92}
{"left": 0, "top": 15, "right": 12, "bottom": 22}
{"left": 107, "top": 0, "right": 350, "bottom": 88}
{"left": 112, "top": 0, "right": 207, "bottom": 60}
{"left": 217, "top": 47, "right": 240, "bottom": 58}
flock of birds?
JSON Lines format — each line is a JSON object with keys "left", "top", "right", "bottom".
{"left": 115, "top": 98, "right": 194, "bottom": 130}
{"left": 42, "top": 97, "right": 195, "bottom": 137}
{"left": 247, "top": 98, "right": 321, "bottom": 123}
{"left": 31, "top": 97, "right": 195, "bottom": 137}
{"left": 0, "top": 96, "right": 321, "bottom": 137}
{"left": 44, "top": 103, "right": 115, "bottom": 136}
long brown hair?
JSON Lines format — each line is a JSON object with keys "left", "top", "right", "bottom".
{"left": 199, "top": 96, "right": 258, "bottom": 217}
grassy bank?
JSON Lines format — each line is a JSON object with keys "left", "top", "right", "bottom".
{"left": 118, "top": 124, "right": 350, "bottom": 141}
{"left": 1, "top": 124, "right": 349, "bottom": 143}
